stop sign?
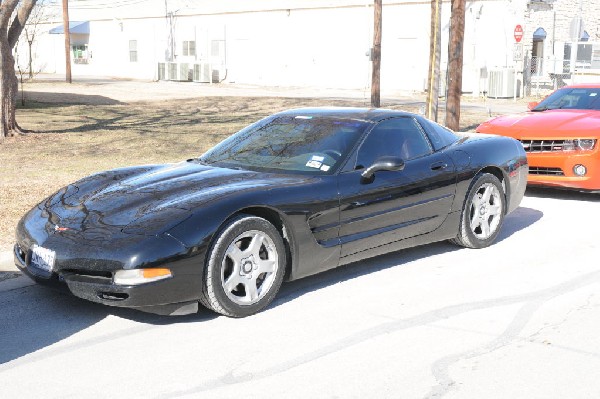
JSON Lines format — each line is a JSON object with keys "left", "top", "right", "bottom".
{"left": 514, "top": 25, "right": 523, "bottom": 43}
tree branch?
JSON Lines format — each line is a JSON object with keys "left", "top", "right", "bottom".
{"left": 0, "top": 0, "right": 21, "bottom": 30}
{"left": 8, "top": 0, "right": 37, "bottom": 49}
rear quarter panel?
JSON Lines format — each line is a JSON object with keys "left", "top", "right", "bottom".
{"left": 451, "top": 134, "right": 528, "bottom": 214}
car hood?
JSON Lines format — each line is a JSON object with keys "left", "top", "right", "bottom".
{"left": 42, "top": 161, "right": 307, "bottom": 235}
{"left": 477, "top": 109, "right": 600, "bottom": 138}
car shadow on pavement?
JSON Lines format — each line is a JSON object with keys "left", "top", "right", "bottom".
{"left": 525, "top": 186, "right": 600, "bottom": 202}
{"left": 0, "top": 282, "right": 217, "bottom": 366}
{"left": 274, "top": 205, "right": 543, "bottom": 310}
{"left": 495, "top": 206, "right": 543, "bottom": 243}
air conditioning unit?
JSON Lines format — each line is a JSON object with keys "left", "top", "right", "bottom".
{"left": 488, "top": 68, "right": 515, "bottom": 98}
{"left": 168, "top": 62, "right": 191, "bottom": 81}
{"left": 193, "top": 63, "right": 211, "bottom": 83}
{"left": 157, "top": 62, "right": 166, "bottom": 80}
{"left": 212, "top": 69, "right": 221, "bottom": 83}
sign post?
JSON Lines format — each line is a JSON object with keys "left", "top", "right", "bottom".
{"left": 513, "top": 24, "right": 524, "bottom": 101}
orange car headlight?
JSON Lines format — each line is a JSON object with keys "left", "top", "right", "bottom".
{"left": 565, "top": 139, "right": 597, "bottom": 151}
{"left": 576, "top": 139, "right": 596, "bottom": 151}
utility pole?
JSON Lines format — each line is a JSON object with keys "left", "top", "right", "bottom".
{"left": 426, "top": 0, "right": 441, "bottom": 122}
{"left": 164, "top": 0, "right": 173, "bottom": 61}
{"left": 446, "top": 0, "right": 466, "bottom": 131}
{"left": 371, "top": 0, "right": 382, "bottom": 108}
{"left": 61, "top": 0, "right": 71, "bottom": 83}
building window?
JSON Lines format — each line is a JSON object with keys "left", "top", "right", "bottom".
{"left": 530, "top": 27, "right": 546, "bottom": 77}
{"left": 72, "top": 44, "right": 89, "bottom": 64}
{"left": 129, "top": 40, "right": 138, "bottom": 62}
{"left": 182, "top": 41, "right": 196, "bottom": 56}
{"left": 563, "top": 43, "right": 598, "bottom": 71}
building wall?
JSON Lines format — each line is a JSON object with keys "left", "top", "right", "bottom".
{"left": 524, "top": 0, "right": 600, "bottom": 77}
{"left": 18, "top": 0, "right": 599, "bottom": 95}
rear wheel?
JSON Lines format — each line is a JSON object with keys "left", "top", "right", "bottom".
{"left": 451, "top": 173, "right": 506, "bottom": 249}
{"left": 201, "top": 214, "right": 286, "bottom": 317}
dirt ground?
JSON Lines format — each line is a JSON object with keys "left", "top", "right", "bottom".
{"left": 0, "top": 78, "right": 526, "bottom": 251}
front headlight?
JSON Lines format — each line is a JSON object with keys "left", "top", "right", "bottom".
{"left": 576, "top": 139, "right": 596, "bottom": 151}
{"left": 113, "top": 268, "right": 172, "bottom": 285}
{"left": 562, "top": 139, "right": 596, "bottom": 151}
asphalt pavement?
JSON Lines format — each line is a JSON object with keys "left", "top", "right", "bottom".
{"left": 1, "top": 188, "right": 599, "bottom": 398}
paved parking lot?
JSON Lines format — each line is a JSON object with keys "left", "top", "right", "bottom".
{"left": 1, "top": 187, "right": 599, "bottom": 398}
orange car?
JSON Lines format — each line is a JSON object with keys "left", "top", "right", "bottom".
{"left": 477, "top": 84, "right": 600, "bottom": 192}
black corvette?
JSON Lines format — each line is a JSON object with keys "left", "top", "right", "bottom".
{"left": 14, "top": 108, "right": 527, "bottom": 317}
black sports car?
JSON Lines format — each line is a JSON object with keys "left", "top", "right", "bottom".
{"left": 14, "top": 108, "right": 528, "bottom": 317}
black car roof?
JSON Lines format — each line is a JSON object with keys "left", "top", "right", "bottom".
{"left": 276, "top": 107, "right": 419, "bottom": 123}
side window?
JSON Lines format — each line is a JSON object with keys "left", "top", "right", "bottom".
{"left": 424, "top": 119, "right": 459, "bottom": 150}
{"left": 355, "top": 117, "right": 431, "bottom": 169}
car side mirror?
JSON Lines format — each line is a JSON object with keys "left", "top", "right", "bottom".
{"left": 361, "top": 156, "right": 405, "bottom": 182}
{"left": 527, "top": 101, "right": 539, "bottom": 111}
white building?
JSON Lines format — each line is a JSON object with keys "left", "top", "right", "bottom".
{"left": 19, "top": 0, "right": 600, "bottom": 96}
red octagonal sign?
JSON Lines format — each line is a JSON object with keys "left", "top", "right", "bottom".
{"left": 514, "top": 24, "right": 523, "bottom": 43}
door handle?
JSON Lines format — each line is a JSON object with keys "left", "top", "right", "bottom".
{"left": 430, "top": 162, "right": 448, "bottom": 171}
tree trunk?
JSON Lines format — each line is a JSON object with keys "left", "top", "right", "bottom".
{"left": 7, "top": 50, "right": 20, "bottom": 133}
{"left": 28, "top": 39, "right": 33, "bottom": 79}
{"left": 445, "top": 0, "right": 466, "bottom": 131}
{"left": 370, "top": 0, "right": 382, "bottom": 108}
{"left": 0, "top": 0, "right": 38, "bottom": 139}
{"left": 426, "top": 0, "right": 441, "bottom": 122}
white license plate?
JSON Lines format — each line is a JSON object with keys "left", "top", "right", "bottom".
{"left": 30, "top": 245, "right": 56, "bottom": 272}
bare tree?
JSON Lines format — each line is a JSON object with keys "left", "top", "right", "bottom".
{"left": 20, "top": 0, "right": 51, "bottom": 78}
{"left": 0, "top": 0, "right": 38, "bottom": 140}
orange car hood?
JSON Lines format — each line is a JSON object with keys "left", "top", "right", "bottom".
{"left": 477, "top": 109, "right": 600, "bottom": 138}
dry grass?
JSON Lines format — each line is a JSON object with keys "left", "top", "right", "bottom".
{"left": 0, "top": 95, "right": 487, "bottom": 251}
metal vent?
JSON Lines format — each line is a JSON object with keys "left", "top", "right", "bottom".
{"left": 193, "top": 63, "right": 211, "bottom": 83}
{"left": 157, "top": 62, "right": 166, "bottom": 80}
{"left": 529, "top": 167, "right": 564, "bottom": 176}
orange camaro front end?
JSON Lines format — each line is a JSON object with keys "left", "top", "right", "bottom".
{"left": 477, "top": 84, "right": 600, "bottom": 192}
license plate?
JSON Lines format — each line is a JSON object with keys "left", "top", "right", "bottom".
{"left": 30, "top": 245, "right": 56, "bottom": 272}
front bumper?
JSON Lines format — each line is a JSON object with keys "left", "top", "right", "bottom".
{"left": 14, "top": 243, "right": 203, "bottom": 315}
{"left": 526, "top": 150, "right": 600, "bottom": 191}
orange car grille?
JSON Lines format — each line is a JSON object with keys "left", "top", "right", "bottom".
{"left": 529, "top": 166, "right": 564, "bottom": 176}
{"left": 520, "top": 139, "right": 570, "bottom": 152}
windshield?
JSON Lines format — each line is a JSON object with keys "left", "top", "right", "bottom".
{"left": 533, "top": 87, "right": 600, "bottom": 111}
{"left": 200, "top": 115, "right": 371, "bottom": 174}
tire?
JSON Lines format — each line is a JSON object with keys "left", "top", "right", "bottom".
{"left": 201, "top": 214, "right": 286, "bottom": 317}
{"left": 451, "top": 173, "right": 506, "bottom": 249}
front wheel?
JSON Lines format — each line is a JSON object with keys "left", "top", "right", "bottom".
{"left": 451, "top": 173, "right": 506, "bottom": 249}
{"left": 201, "top": 214, "right": 286, "bottom": 317}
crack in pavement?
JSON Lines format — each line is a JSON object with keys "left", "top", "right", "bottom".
{"left": 157, "top": 270, "right": 600, "bottom": 398}
{"left": 425, "top": 284, "right": 600, "bottom": 398}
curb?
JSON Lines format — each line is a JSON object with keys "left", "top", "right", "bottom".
{"left": 0, "top": 250, "right": 18, "bottom": 272}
